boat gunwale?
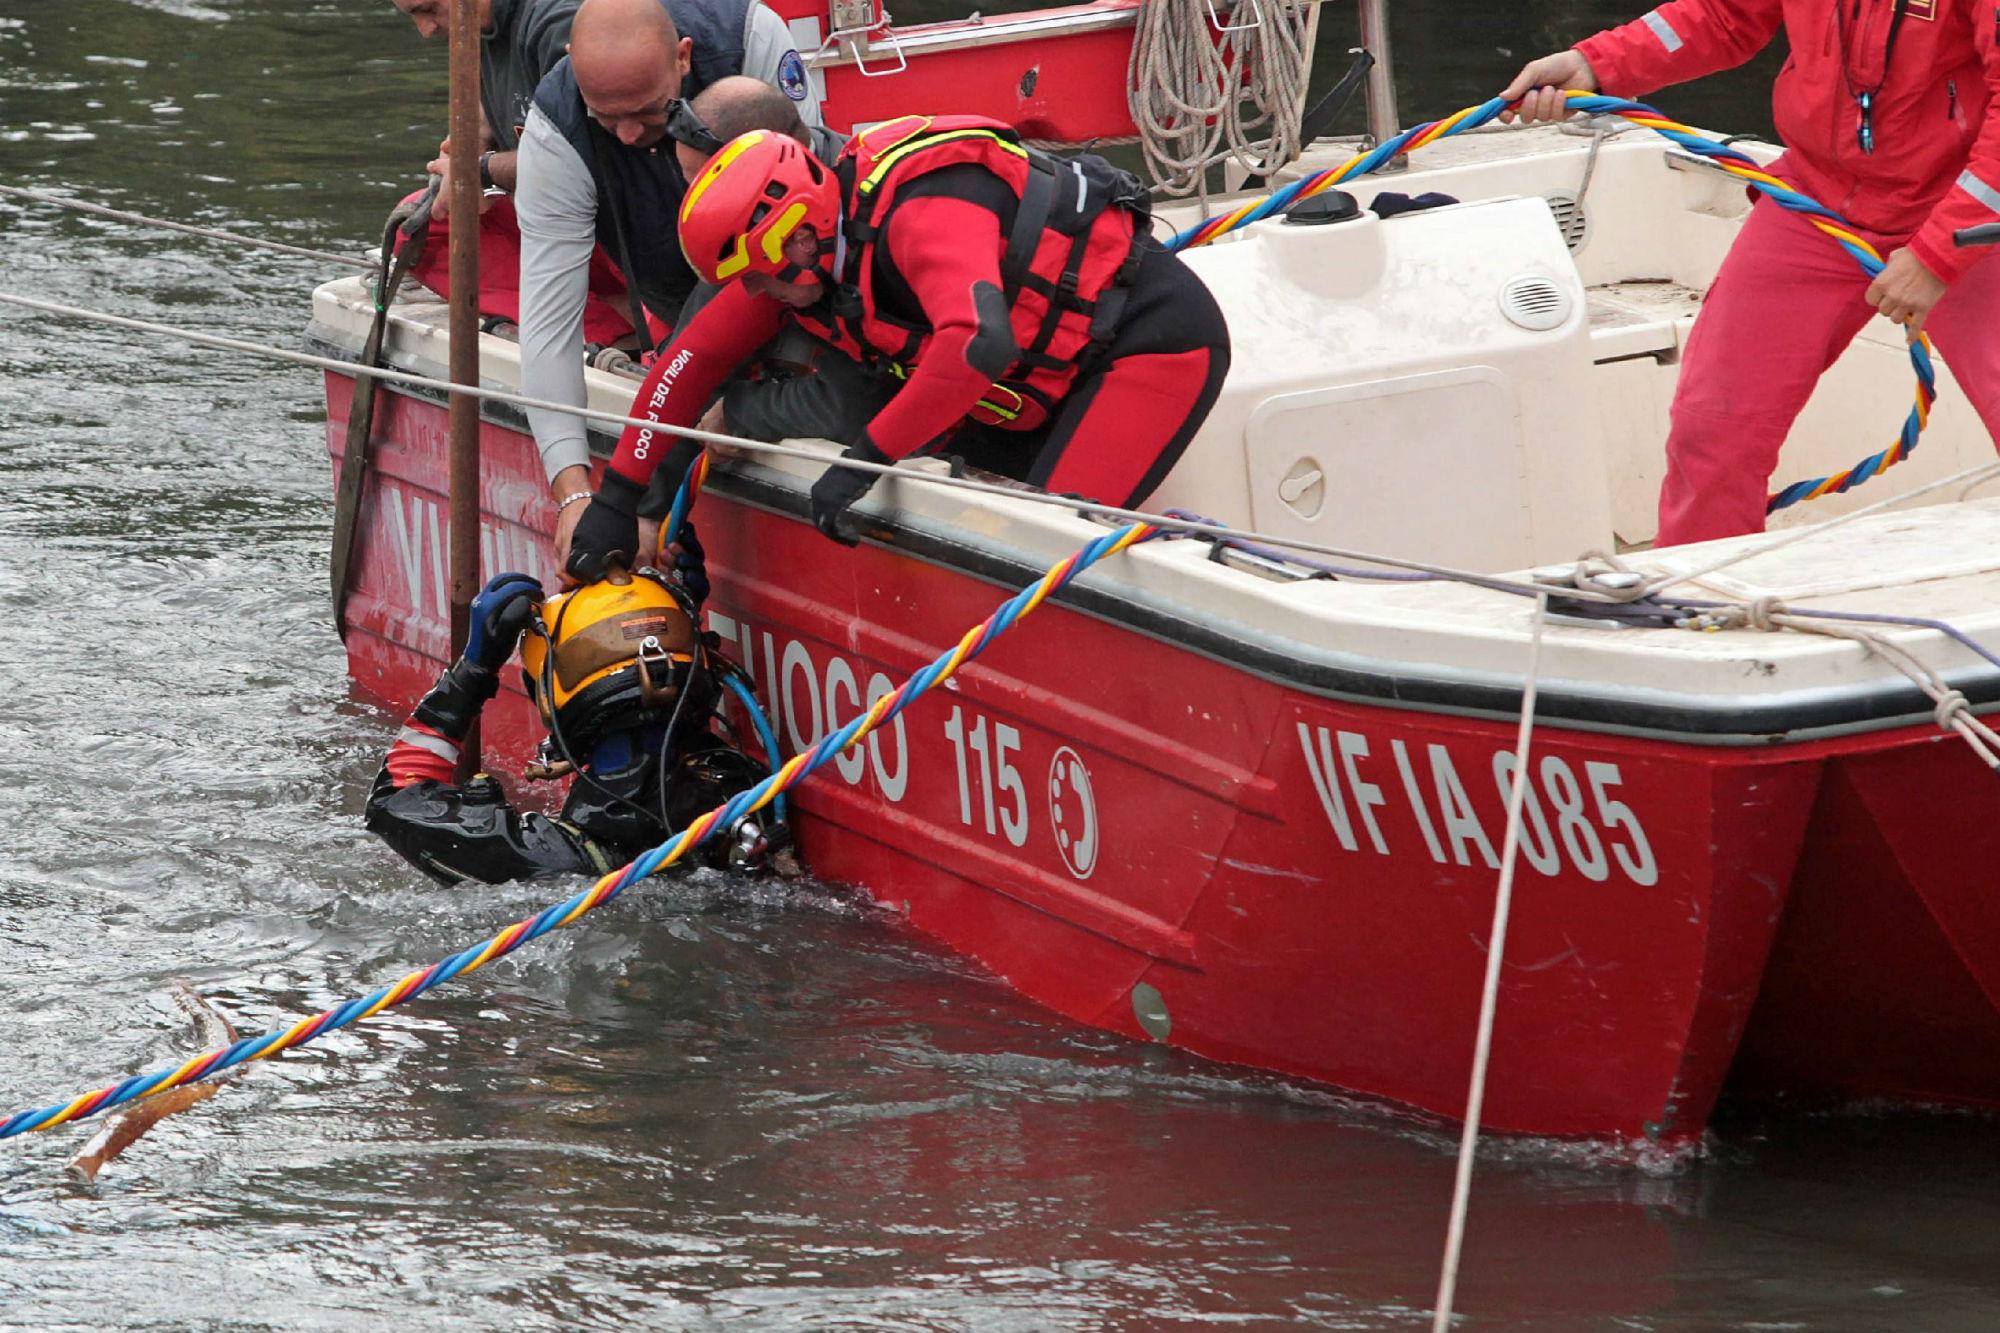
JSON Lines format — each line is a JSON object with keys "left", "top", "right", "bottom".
{"left": 309, "top": 332, "right": 2000, "bottom": 750}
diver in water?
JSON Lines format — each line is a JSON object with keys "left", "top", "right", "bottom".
{"left": 366, "top": 561, "right": 778, "bottom": 884}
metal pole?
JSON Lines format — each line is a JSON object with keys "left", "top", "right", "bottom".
{"left": 1356, "top": 0, "right": 1404, "bottom": 171}
{"left": 448, "top": 0, "right": 484, "bottom": 772}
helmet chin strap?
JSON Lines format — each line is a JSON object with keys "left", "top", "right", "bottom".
{"left": 774, "top": 231, "right": 837, "bottom": 288}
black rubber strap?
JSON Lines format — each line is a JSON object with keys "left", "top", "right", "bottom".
{"left": 588, "top": 125, "right": 659, "bottom": 347}
{"left": 1001, "top": 158, "right": 1056, "bottom": 302}
{"left": 330, "top": 185, "right": 438, "bottom": 636}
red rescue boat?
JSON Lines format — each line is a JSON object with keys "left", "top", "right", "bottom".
{"left": 311, "top": 3, "right": 2000, "bottom": 1145}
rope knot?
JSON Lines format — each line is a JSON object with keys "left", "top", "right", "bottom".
{"left": 1934, "top": 689, "right": 1972, "bottom": 732}
{"left": 1745, "top": 596, "right": 1784, "bottom": 632}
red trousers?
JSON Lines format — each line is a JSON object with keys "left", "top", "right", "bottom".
{"left": 403, "top": 196, "right": 639, "bottom": 348}
{"left": 1658, "top": 175, "right": 2000, "bottom": 547}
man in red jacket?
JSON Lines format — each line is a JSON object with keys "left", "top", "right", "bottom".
{"left": 1504, "top": 1, "right": 2000, "bottom": 545}
{"left": 561, "top": 117, "right": 1231, "bottom": 576}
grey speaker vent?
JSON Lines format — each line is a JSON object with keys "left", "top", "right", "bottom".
{"left": 1544, "top": 190, "right": 1590, "bottom": 252}
{"left": 1498, "top": 276, "right": 1572, "bottom": 332}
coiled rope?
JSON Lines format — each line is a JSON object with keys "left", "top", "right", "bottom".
{"left": 1167, "top": 91, "right": 1939, "bottom": 515}
{"left": 1127, "top": 0, "right": 1314, "bottom": 196}
{"left": 0, "top": 521, "right": 1158, "bottom": 1139}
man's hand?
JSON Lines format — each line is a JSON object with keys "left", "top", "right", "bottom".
{"left": 810, "top": 435, "right": 889, "bottom": 546}
{"left": 426, "top": 142, "right": 498, "bottom": 220}
{"left": 696, "top": 400, "right": 743, "bottom": 459}
{"left": 566, "top": 470, "right": 645, "bottom": 584}
{"left": 1866, "top": 248, "right": 1949, "bottom": 334}
{"left": 1499, "top": 50, "right": 1598, "bottom": 124}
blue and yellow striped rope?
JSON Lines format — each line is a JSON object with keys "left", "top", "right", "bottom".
{"left": 1169, "top": 92, "right": 1937, "bottom": 515}
{"left": 0, "top": 520, "right": 1160, "bottom": 1140}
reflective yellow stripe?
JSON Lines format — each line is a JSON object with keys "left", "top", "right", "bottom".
{"left": 681, "top": 130, "right": 769, "bottom": 224}
{"left": 713, "top": 234, "right": 753, "bottom": 281}
{"left": 761, "top": 200, "right": 809, "bottom": 263}
{"left": 886, "top": 359, "right": 1019, "bottom": 418}
{"left": 859, "top": 126, "right": 1027, "bottom": 197}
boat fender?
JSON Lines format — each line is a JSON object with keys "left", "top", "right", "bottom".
{"left": 1282, "top": 190, "right": 1360, "bottom": 226}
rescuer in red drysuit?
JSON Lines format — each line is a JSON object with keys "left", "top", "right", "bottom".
{"left": 561, "top": 117, "right": 1232, "bottom": 575}
{"left": 1506, "top": 0, "right": 2000, "bottom": 546}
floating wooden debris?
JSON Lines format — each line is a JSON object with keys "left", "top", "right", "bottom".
{"left": 65, "top": 981, "right": 236, "bottom": 1184}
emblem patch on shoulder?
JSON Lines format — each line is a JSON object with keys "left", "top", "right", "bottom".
{"left": 779, "top": 49, "right": 808, "bottom": 101}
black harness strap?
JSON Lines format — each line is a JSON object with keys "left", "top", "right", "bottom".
{"left": 589, "top": 125, "right": 662, "bottom": 348}
{"left": 1001, "top": 156, "right": 1056, "bottom": 301}
{"left": 330, "top": 178, "right": 440, "bottom": 637}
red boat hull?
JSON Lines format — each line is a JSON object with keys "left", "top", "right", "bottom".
{"left": 324, "top": 372, "right": 2000, "bottom": 1144}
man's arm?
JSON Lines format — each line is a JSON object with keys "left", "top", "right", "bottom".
{"left": 604, "top": 281, "right": 783, "bottom": 486}
{"left": 1572, "top": 0, "right": 1785, "bottom": 100}
{"left": 515, "top": 108, "right": 603, "bottom": 496}
{"left": 365, "top": 657, "right": 602, "bottom": 885}
{"left": 1906, "top": 24, "right": 2000, "bottom": 286}
{"left": 563, "top": 282, "right": 782, "bottom": 577}
{"left": 524, "top": 0, "right": 580, "bottom": 81}
{"left": 741, "top": 0, "right": 823, "bottom": 128}
{"left": 859, "top": 192, "right": 1017, "bottom": 458}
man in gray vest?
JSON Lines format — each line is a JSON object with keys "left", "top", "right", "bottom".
{"left": 388, "top": 0, "right": 637, "bottom": 349}
{"left": 515, "top": 0, "right": 822, "bottom": 549}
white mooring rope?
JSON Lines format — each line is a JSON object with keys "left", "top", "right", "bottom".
{"left": 1432, "top": 592, "right": 1551, "bottom": 1333}
{"left": 1127, "top": 0, "right": 1315, "bottom": 197}
{"left": 0, "top": 184, "right": 377, "bottom": 270}
{"left": 0, "top": 286, "right": 1627, "bottom": 605}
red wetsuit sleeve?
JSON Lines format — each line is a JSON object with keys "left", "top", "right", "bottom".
{"left": 863, "top": 195, "right": 1012, "bottom": 460}
{"left": 605, "top": 281, "right": 783, "bottom": 486}
{"left": 1574, "top": 0, "right": 1784, "bottom": 100}
{"left": 384, "top": 720, "right": 460, "bottom": 788}
{"left": 1908, "top": 20, "right": 2000, "bottom": 284}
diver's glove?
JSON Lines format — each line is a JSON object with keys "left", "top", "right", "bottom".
{"left": 671, "top": 515, "right": 711, "bottom": 606}
{"left": 464, "top": 571, "right": 544, "bottom": 671}
{"left": 809, "top": 432, "right": 888, "bottom": 546}
{"left": 566, "top": 470, "right": 644, "bottom": 583}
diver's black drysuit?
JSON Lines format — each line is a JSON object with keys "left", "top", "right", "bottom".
{"left": 365, "top": 654, "right": 771, "bottom": 886}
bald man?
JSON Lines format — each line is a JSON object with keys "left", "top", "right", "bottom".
{"left": 515, "top": 0, "right": 821, "bottom": 533}
{"left": 669, "top": 73, "right": 843, "bottom": 180}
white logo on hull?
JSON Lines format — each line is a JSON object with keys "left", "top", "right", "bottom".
{"left": 1049, "top": 746, "right": 1099, "bottom": 880}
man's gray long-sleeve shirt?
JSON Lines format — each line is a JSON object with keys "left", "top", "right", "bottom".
{"left": 514, "top": 2, "right": 823, "bottom": 481}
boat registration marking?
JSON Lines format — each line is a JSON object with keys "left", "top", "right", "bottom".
{"left": 1297, "top": 724, "right": 1659, "bottom": 887}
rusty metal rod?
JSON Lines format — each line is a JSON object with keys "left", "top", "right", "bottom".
{"left": 447, "top": 0, "right": 484, "bottom": 773}
{"left": 1356, "top": 0, "right": 1403, "bottom": 171}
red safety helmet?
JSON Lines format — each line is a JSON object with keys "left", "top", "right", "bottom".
{"left": 678, "top": 129, "right": 839, "bottom": 288}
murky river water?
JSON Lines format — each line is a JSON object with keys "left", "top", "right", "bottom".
{"left": 1, "top": 1, "right": 1996, "bottom": 1328}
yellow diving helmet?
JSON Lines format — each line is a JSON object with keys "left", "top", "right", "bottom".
{"left": 519, "top": 567, "right": 703, "bottom": 754}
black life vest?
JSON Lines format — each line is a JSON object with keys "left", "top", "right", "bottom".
{"left": 802, "top": 114, "right": 1151, "bottom": 430}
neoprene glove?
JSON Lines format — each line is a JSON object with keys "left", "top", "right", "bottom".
{"left": 464, "top": 571, "right": 544, "bottom": 671}
{"left": 809, "top": 434, "right": 888, "bottom": 546}
{"left": 566, "top": 470, "right": 644, "bottom": 583}
{"left": 672, "top": 515, "right": 711, "bottom": 605}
